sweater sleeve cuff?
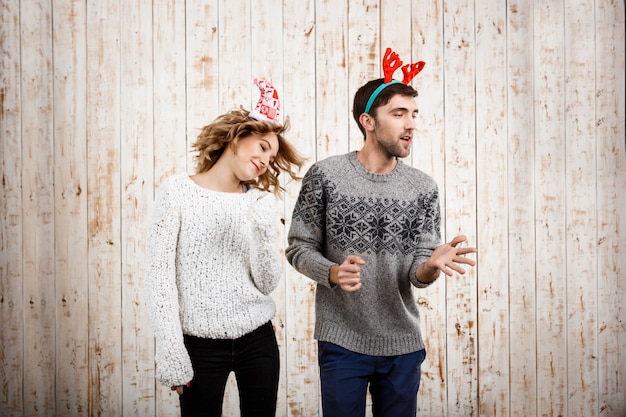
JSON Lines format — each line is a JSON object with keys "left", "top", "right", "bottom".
{"left": 410, "top": 263, "right": 435, "bottom": 288}
{"left": 310, "top": 258, "right": 337, "bottom": 288}
{"left": 155, "top": 343, "right": 194, "bottom": 387}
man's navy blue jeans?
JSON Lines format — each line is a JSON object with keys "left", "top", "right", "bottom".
{"left": 318, "top": 341, "right": 426, "bottom": 417}
{"left": 180, "top": 321, "right": 279, "bottom": 417}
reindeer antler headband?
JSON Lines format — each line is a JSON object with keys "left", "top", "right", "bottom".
{"left": 364, "top": 48, "right": 426, "bottom": 114}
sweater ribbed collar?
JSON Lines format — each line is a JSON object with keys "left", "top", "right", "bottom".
{"left": 348, "top": 151, "right": 403, "bottom": 182}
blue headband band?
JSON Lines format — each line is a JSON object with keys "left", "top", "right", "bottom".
{"left": 363, "top": 80, "right": 402, "bottom": 114}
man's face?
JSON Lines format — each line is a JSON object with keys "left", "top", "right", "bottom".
{"left": 372, "top": 95, "right": 418, "bottom": 159}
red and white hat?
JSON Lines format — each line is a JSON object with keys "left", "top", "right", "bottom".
{"left": 249, "top": 78, "right": 281, "bottom": 123}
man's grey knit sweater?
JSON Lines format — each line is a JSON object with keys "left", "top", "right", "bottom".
{"left": 286, "top": 151, "right": 441, "bottom": 356}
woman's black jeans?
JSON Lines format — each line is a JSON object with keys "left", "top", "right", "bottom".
{"left": 180, "top": 321, "right": 279, "bottom": 417}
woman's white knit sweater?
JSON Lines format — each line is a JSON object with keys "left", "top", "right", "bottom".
{"left": 144, "top": 173, "right": 282, "bottom": 387}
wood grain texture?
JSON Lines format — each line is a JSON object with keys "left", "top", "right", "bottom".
{"left": 218, "top": 0, "right": 251, "bottom": 113}
{"left": 86, "top": 1, "right": 123, "bottom": 415}
{"left": 475, "top": 1, "right": 509, "bottom": 415}
{"left": 534, "top": 2, "right": 568, "bottom": 416}
{"left": 595, "top": 1, "right": 626, "bottom": 416}
{"left": 20, "top": 1, "right": 55, "bottom": 414}
{"left": 185, "top": 0, "right": 219, "bottom": 171}
{"left": 507, "top": 2, "right": 537, "bottom": 417}
{"left": 52, "top": 0, "right": 89, "bottom": 415}
{"left": 153, "top": 0, "right": 188, "bottom": 185}
{"left": 443, "top": 1, "right": 479, "bottom": 415}
{"left": 0, "top": 0, "right": 24, "bottom": 415}
{"left": 316, "top": 0, "right": 349, "bottom": 158}
{"left": 564, "top": 2, "right": 598, "bottom": 416}
{"left": 120, "top": 0, "right": 155, "bottom": 415}
{"left": 0, "top": 2, "right": 624, "bottom": 416}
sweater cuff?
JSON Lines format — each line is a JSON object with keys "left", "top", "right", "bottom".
{"left": 311, "top": 258, "right": 337, "bottom": 288}
{"left": 410, "top": 262, "right": 435, "bottom": 288}
{"left": 155, "top": 340, "right": 194, "bottom": 387}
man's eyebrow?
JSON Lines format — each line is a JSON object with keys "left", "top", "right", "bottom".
{"left": 390, "top": 106, "right": 419, "bottom": 114}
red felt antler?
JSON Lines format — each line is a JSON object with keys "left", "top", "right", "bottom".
{"left": 382, "top": 47, "right": 426, "bottom": 84}
{"left": 401, "top": 61, "right": 426, "bottom": 84}
{"left": 382, "top": 48, "right": 403, "bottom": 83}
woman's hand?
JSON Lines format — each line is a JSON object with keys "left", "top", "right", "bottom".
{"left": 171, "top": 384, "right": 186, "bottom": 395}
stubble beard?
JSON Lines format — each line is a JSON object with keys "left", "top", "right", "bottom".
{"left": 375, "top": 129, "right": 411, "bottom": 159}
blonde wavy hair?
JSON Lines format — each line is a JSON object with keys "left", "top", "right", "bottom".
{"left": 191, "top": 107, "right": 305, "bottom": 196}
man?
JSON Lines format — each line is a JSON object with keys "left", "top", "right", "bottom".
{"left": 285, "top": 69, "right": 477, "bottom": 417}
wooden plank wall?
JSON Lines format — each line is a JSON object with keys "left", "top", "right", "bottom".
{"left": 1, "top": 1, "right": 625, "bottom": 416}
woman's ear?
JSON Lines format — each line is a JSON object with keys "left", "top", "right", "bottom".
{"left": 227, "top": 137, "right": 239, "bottom": 154}
{"left": 358, "top": 113, "right": 375, "bottom": 132}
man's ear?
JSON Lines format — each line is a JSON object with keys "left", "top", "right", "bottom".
{"left": 358, "top": 113, "right": 375, "bottom": 132}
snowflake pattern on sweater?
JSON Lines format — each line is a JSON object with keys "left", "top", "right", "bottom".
{"left": 293, "top": 168, "right": 439, "bottom": 256}
{"left": 286, "top": 152, "right": 441, "bottom": 356}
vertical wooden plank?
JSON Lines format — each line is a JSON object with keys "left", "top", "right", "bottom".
{"left": 52, "top": 0, "right": 89, "bottom": 415}
{"left": 442, "top": 1, "right": 478, "bottom": 415}
{"left": 316, "top": 0, "right": 349, "bottom": 158}
{"left": 380, "top": 0, "right": 412, "bottom": 59}
{"left": 217, "top": 0, "right": 251, "bottom": 112}
{"left": 475, "top": 1, "right": 509, "bottom": 416}
{"left": 86, "top": 1, "right": 122, "bottom": 415}
{"left": 534, "top": 1, "right": 567, "bottom": 416}
{"left": 347, "top": 0, "right": 379, "bottom": 151}
{"left": 185, "top": 0, "right": 219, "bottom": 170}
{"left": 152, "top": 0, "right": 187, "bottom": 414}
{"left": 282, "top": 0, "right": 319, "bottom": 414}
{"left": 249, "top": 1, "right": 287, "bottom": 414}
{"left": 564, "top": 2, "right": 598, "bottom": 416}
{"left": 120, "top": 1, "right": 154, "bottom": 416}
{"left": 595, "top": 1, "right": 626, "bottom": 416}
{"left": 507, "top": 2, "right": 537, "bottom": 416}
{"left": 20, "top": 1, "right": 56, "bottom": 415}
{"left": 412, "top": 1, "right": 448, "bottom": 415}
{"left": 153, "top": 0, "right": 187, "bottom": 184}
{"left": 250, "top": 0, "right": 282, "bottom": 89}
{"left": 0, "top": 0, "right": 24, "bottom": 414}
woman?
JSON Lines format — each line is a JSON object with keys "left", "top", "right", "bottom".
{"left": 145, "top": 79, "right": 304, "bottom": 417}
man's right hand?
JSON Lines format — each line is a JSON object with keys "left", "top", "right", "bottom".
{"left": 329, "top": 255, "right": 366, "bottom": 292}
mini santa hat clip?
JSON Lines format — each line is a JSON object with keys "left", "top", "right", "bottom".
{"left": 364, "top": 47, "right": 426, "bottom": 114}
{"left": 249, "top": 78, "right": 281, "bottom": 123}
